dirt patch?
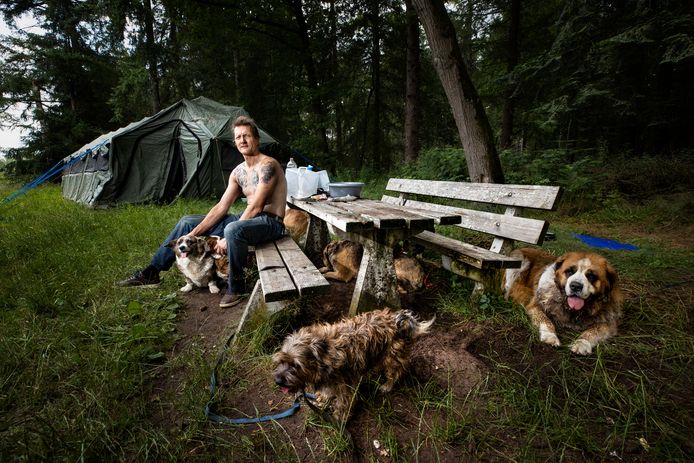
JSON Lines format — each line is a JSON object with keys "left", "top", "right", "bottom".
{"left": 148, "top": 277, "right": 491, "bottom": 461}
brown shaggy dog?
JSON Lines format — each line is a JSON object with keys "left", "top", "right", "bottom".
{"left": 272, "top": 309, "right": 434, "bottom": 422}
{"left": 503, "top": 248, "right": 624, "bottom": 355}
{"left": 167, "top": 235, "right": 228, "bottom": 293}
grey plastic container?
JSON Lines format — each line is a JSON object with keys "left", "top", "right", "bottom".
{"left": 328, "top": 182, "right": 365, "bottom": 198}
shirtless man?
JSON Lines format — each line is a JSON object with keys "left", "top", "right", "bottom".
{"left": 118, "top": 115, "right": 287, "bottom": 308}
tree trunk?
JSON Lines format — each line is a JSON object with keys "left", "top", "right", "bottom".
{"left": 404, "top": 0, "right": 421, "bottom": 163}
{"left": 411, "top": 0, "right": 504, "bottom": 183}
{"left": 143, "top": 0, "right": 161, "bottom": 113}
{"left": 500, "top": 0, "right": 521, "bottom": 149}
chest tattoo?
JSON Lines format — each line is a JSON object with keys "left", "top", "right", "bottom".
{"left": 234, "top": 165, "right": 248, "bottom": 189}
{"left": 233, "top": 161, "right": 276, "bottom": 190}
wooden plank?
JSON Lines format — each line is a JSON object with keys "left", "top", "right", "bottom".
{"left": 380, "top": 195, "right": 461, "bottom": 225}
{"left": 287, "top": 197, "right": 374, "bottom": 232}
{"left": 356, "top": 199, "right": 439, "bottom": 229}
{"left": 274, "top": 236, "right": 330, "bottom": 295}
{"left": 411, "top": 230, "right": 522, "bottom": 270}
{"left": 386, "top": 178, "right": 562, "bottom": 210}
{"left": 336, "top": 200, "right": 407, "bottom": 229}
{"left": 259, "top": 267, "right": 297, "bottom": 302}
{"left": 255, "top": 242, "right": 286, "bottom": 271}
{"left": 254, "top": 241, "right": 297, "bottom": 302}
{"left": 383, "top": 196, "right": 549, "bottom": 245}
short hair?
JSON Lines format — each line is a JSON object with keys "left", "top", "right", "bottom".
{"left": 232, "top": 115, "right": 260, "bottom": 139}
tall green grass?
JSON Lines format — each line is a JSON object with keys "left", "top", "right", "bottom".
{"left": 0, "top": 181, "right": 218, "bottom": 461}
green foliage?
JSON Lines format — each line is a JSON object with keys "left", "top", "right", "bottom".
{"left": 501, "top": 147, "right": 608, "bottom": 210}
{"left": 396, "top": 146, "right": 469, "bottom": 181}
{"left": 108, "top": 56, "right": 153, "bottom": 124}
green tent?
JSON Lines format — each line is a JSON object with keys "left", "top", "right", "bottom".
{"left": 61, "top": 96, "right": 287, "bottom": 207}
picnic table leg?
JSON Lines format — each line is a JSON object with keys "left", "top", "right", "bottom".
{"left": 349, "top": 231, "right": 401, "bottom": 316}
{"left": 303, "top": 213, "right": 329, "bottom": 268}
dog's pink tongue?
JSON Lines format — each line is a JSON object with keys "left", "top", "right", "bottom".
{"left": 567, "top": 296, "right": 585, "bottom": 310}
{"left": 180, "top": 251, "right": 188, "bottom": 258}
{"left": 280, "top": 387, "right": 290, "bottom": 394}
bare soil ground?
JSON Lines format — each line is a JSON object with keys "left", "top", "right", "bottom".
{"left": 152, "top": 277, "right": 517, "bottom": 462}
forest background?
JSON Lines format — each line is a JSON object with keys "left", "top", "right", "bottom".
{"left": 1, "top": 1, "right": 693, "bottom": 461}
{"left": 1, "top": 0, "right": 692, "bottom": 198}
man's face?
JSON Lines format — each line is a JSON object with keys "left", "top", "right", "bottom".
{"left": 234, "top": 125, "right": 259, "bottom": 156}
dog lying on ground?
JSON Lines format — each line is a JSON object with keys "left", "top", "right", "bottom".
{"left": 272, "top": 308, "right": 434, "bottom": 422}
{"left": 503, "top": 248, "right": 624, "bottom": 355}
{"left": 320, "top": 240, "right": 426, "bottom": 292}
{"left": 319, "top": 240, "right": 363, "bottom": 282}
{"left": 167, "top": 235, "right": 228, "bottom": 293}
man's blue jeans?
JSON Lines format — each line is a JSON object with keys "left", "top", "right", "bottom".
{"left": 150, "top": 213, "right": 285, "bottom": 293}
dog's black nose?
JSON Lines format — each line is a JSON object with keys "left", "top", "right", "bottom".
{"left": 570, "top": 281, "right": 583, "bottom": 292}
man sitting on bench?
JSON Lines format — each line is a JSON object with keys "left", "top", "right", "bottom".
{"left": 117, "top": 115, "right": 287, "bottom": 308}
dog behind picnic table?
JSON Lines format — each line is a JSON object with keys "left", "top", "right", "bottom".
{"left": 320, "top": 239, "right": 426, "bottom": 293}
{"left": 272, "top": 308, "right": 434, "bottom": 423}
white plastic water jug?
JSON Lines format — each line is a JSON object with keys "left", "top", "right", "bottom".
{"left": 285, "top": 167, "right": 299, "bottom": 199}
{"left": 297, "top": 166, "right": 319, "bottom": 198}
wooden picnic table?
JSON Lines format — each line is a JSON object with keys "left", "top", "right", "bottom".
{"left": 287, "top": 196, "right": 462, "bottom": 315}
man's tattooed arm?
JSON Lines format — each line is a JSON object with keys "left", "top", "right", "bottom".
{"left": 259, "top": 161, "right": 276, "bottom": 184}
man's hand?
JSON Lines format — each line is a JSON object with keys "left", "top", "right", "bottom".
{"left": 215, "top": 238, "right": 227, "bottom": 255}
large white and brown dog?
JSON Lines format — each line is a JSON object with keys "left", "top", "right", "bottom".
{"left": 166, "top": 235, "right": 228, "bottom": 293}
{"left": 503, "top": 248, "right": 624, "bottom": 355}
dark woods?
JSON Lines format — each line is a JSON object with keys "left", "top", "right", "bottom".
{"left": 1, "top": 0, "right": 692, "bottom": 183}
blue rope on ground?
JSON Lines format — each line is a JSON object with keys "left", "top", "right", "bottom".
{"left": 0, "top": 140, "right": 108, "bottom": 208}
{"left": 203, "top": 330, "right": 312, "bottom": 425}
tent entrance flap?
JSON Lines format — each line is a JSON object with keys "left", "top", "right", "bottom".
{"left": 161, "top": 132, "right": 186, "bottom": 203}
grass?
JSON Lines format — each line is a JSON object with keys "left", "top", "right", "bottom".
{"left": 1, "top": 177, "right": 693, "bottom": 462}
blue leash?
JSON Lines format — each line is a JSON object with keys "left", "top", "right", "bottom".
{"left": 203, "top": 331, "right": 313, "bottom": 424}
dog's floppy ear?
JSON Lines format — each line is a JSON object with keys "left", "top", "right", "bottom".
{"left": 310, "top": 338, "right": 329, "bottom": 359}
{"left": 204, "top": 236, "right": 218, "bottom": 250}
{"left": 604, "top": 261, "right": 618, "bottom": 292}
{"left": 553, "top": 257, "right": 565, "bottom": 271}
{"left": 166, "top": 240, "right": 177, "bottom": 249}
{"left": 202, "top": 238, "right": 213, "bottom": 254}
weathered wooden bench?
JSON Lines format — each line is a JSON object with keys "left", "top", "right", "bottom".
{"left": 381, "top": 178, "right": 562, "bottom": 294}
{"left": 234, "top": 235, "right": 330, "bottom": 337}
